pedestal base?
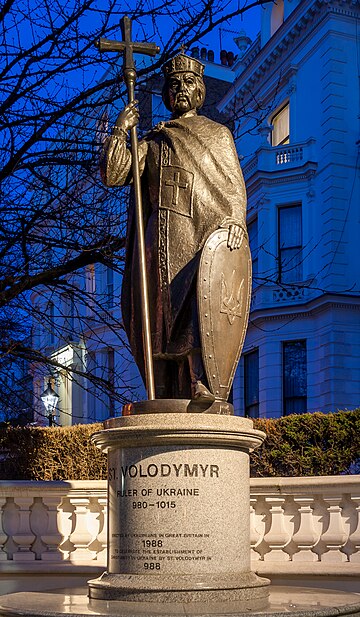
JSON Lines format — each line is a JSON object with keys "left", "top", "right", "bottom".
{"left": 88, "top": 571, "right": 269, "bottom": 605}
{"left": 91, "top": 412, "right": 269, "bottom": 606}
{"left": 118, "top": 399, "right": 234, "bottom": 417}
{"left": 1, "top": 586, "right": 360, "bottom": 617}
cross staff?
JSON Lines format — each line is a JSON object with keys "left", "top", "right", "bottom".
{"left": 95, "top": 17, "right": 160, "bottom": 400}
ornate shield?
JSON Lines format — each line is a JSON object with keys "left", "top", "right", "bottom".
{"left": 197, "top": 228, "right": 252, "bottom": 401}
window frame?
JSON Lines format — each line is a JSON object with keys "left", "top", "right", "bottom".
{"left": 278, "top": 203, "right": 303, "bottom": 284}
{"left": 282, "top": 340, "right": 307, "bottom": 416}
{"left": 48, "top": 301, "right": 55, "bottom": 346}
{"left": 106, "top": 266, "right": 114, "bottom": 310}
{"left": 271, "top": 102, "right": 290, "bottom": 147}
{"left": 244, "top": 348, "right": 259, "bottom": 418}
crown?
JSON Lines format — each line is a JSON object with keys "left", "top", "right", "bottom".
{"left": 162, "top": 53, "right": 205, "bottom": 78}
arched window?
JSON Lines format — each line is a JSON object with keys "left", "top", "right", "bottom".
{"left": 271, "top": 0, "right": 284, "bottom": 36}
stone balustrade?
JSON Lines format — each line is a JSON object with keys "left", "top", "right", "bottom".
{"left": 250, "top": 283, "right": 315, "bottom": 312}
{"left": 242, "top": 137, "right": 317, "bottom": 180}
{"left": 0, "top": 476, "right": 359, "bottom": 589}
{"left": 250, "top": 477, "right": 360, "bottom": 564}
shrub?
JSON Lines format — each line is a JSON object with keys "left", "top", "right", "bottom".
{"left": 251, "top": 409, "right": 360, "bottom": 477}
{"left": 0, "top": 409, "right": 359, "bottom": 480}
{"left": 0, "top": 423, "right": 106, "bottom": 480}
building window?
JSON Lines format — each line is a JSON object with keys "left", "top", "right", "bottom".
{"left": 244, "top": 349, "right": 259, "bottom": 418}
{"left": 85, "top": 264, "right": 96, "bottom": 316}
{"left": 278, "top": 204, "right": 302, "bottom": 283}
{"left": 271, "top": 0, "right": 284, "bottom": 36}
{"left": 283, "top": 340, "right": 307, "bottom": 415}
{"left": 86, "top": 264, "right": 96, "bottom": 295}
{"left": 48, "top": 301, "right": 55, "bottom": 346}
{"left": 248, "top": 218, "right": 258, "bottom": 287}
{"left": 63, "top": 292, "right": 76, "bottom": 340}
{"left": 271, "top": 103, "right": 289, "bottom": 146}
{"left": 108, "top": 347, "right": 115, "bottom": 417}
{"left": 106, "top": 267, "right": 114, "bottom": 309}
{"left": 96, "top": 264, "right": 114, "bottom": 310}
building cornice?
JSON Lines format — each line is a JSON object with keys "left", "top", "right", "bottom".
{"left": 220, "top": 0, "right": 359, "bottom": 111}
{"left": 249, "top": 292, "right": 360, "bottom": 325}
{"left": 244, "top": 161, "right": 317, "bottom": 199}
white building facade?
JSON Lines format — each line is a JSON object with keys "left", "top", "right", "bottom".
{"left": 222, "top": 0, "right": 360, "bottom": 417}
{"left": 31, "top": 263, "right": 145, "bottom": 426}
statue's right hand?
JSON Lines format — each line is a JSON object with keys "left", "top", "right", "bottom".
{"left": 115, "top": 100, "right": 139, "bottom": 132}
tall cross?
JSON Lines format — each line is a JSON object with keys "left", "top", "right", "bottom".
{"left": 95, "top": 16, "right": 160, "bottom": 97}
{"left": 95, "top": 17, "right": 160, "bottom": 401}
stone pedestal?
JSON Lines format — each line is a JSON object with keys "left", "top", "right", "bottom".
{"left": 88, "top": 412, "right": 270, "bottom": 607}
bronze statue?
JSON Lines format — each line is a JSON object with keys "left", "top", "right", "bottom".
{"left": 100, "top": 50, "right": 251, "bottom": 410}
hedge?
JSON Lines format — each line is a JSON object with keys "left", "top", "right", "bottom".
{"left": 0, "top": 423, "right": 106, "bottom": 481}
{"left": 0, "top": 409, "right": 359, "bottom": 480}
{"left": 251, "top": 409, "right": 360, "bottom": 477}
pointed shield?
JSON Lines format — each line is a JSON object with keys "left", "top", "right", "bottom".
{"left": 197, "top": 228, "right": 252, "bottom": 401}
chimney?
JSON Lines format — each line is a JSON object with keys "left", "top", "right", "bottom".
{"left": 220, "top": 50, "right": 227, "bottom": 65}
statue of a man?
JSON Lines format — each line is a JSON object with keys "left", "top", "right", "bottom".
{"left": 100, "top": 54, "right": 248, "bottom": 404}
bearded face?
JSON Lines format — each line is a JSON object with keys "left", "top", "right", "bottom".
{"left": 167, "top": 72, "right": 198, "bottom": 116}
{"left": 163, "top": 71, "right": 206, "bottom": 117}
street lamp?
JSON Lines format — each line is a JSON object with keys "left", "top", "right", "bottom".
{"left": 40, "top": 381, "right": 59, "bottom": 427}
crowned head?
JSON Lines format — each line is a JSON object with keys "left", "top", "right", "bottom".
{"left": 161, "top": 53, "right": 206, "bottom": 116}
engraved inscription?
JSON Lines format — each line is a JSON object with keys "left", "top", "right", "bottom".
{"left": 109, "top": 530, "right": 213, "bottom": 569}
{"left": 109, "top": 462, "right": 219, "bottom": 480}
{"left": 107, "top": 447, "right": 246, "bottom": 576}
{"left": 108, "top": 458, "right": 220, "bottom": 573}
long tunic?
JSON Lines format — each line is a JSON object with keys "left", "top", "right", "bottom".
{"left": 100, "top": 111, "right": 247, "bottom": 383}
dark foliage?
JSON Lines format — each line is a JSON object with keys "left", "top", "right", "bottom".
{"left": 252, "top": 409, "right": 360, "bottom": 477}
{"left": 0, "top": 409, "right": 359, "bottom": 480}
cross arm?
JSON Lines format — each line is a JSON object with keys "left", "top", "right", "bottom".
{"left": 95, "top": 38, "right": 160, "bottom": 57}
{"left": 95, "top": 15, "right": 160, "bottom": 66}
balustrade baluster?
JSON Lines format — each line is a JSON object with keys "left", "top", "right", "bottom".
{"left": 349, "top": 496, "right": 360, "bottom": 563}
{"left": 57, "top": 497, "right": 73, "bottom": 560}
{"left": 96, "top": 497, "right": 107, "bottom": 563}
{"left": 68, "top": 497, "right": 96, "bottom": 561}
{"left": 263, "top": 497, "right": 290, "bottom": 561}
{"left": 250, "top": 498, "right": 261, "bottom": 560}
{"left": 321, "top": 496, "right": 347, "bottom": 562}
{"left": 12, "top": 497, "right": 35, "bottom": 561}
{"left": 41, "top": 495, "right": 63, "bottom": 561}
{"left": 292, "top": 497, "right": 318, "bottom": 562}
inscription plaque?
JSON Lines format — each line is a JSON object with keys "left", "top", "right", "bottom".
{"left": 107, "top": 446, "right": 250, "bottom": 575}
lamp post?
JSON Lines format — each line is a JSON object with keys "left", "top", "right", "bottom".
{"left": 40, "top": 381, "right": 59, "bottom": 427}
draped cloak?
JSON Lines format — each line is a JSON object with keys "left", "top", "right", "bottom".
{"left": 100, "top": 112, "right": 247, "bottom": 384}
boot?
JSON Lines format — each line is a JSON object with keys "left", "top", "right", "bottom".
{"left": 188, "top": 352, "right": 215, "bottom": 403}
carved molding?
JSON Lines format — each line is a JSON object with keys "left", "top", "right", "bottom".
{"left": 223, "top": 0, "right": 359, "bottom": 109}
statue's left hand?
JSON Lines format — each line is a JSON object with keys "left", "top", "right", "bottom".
{"left": 227, "top": 224, "right": 244, "bottom": 250}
